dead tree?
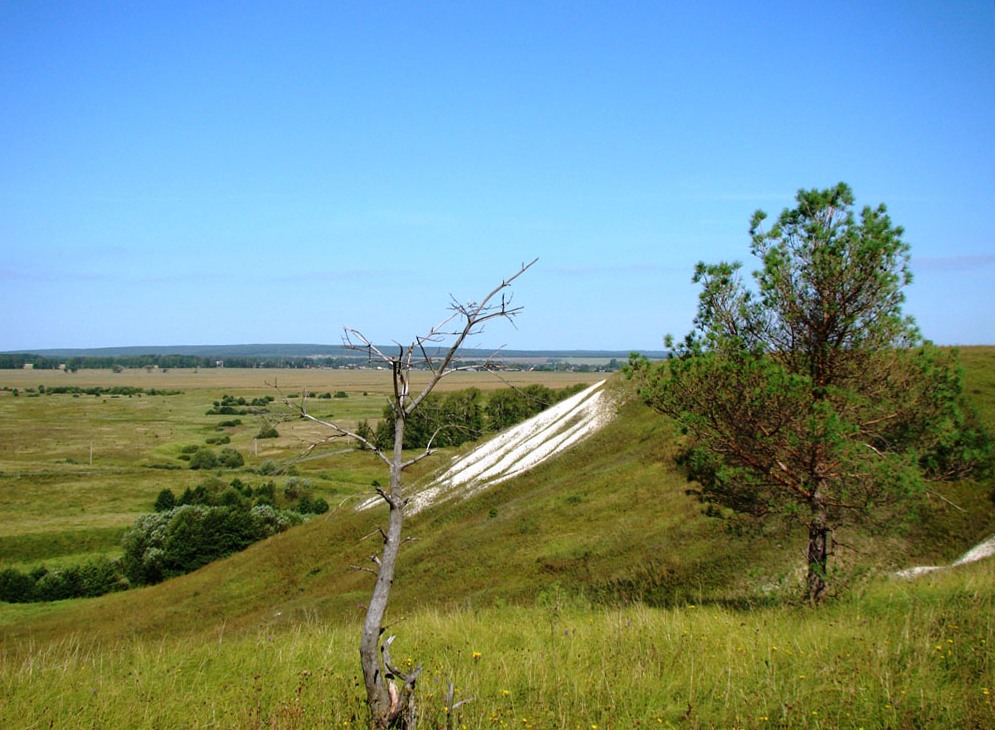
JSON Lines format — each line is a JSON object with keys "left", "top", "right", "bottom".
{"left": 294, "top": 259, "right": 536, "bottom": 730}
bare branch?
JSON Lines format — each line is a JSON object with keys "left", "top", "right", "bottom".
{"left": 400, "top": 448, "right": 436, "bottom": 470}
{"left": 382, "top": 634, "right": 423, "bottom": 684}
{"left": 360, "top": 527, "right": 389, "bottom": 544}
{"left": 406, "top": 258, "right": 537, "bottom": 414}
{"left": 374, "top": 486, "right": 397, "bottom": 507}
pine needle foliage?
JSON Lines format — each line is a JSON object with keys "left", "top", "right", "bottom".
{"left": 630, "top": 183, "right": 991, "bottom": 602}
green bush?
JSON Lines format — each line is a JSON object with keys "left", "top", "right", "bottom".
{"left": 375, "top": 388, "right": 484, "bottom": 450}
{"left": 297, "top": 495, "right": 329, "bottom": 515}
{"left": 0, "top": 567, "right": 37, "bottom": 603}
{"left": 217, "top": 487, "right": 246, "bottom": 508}
{"left": 188, "top": 447, "right": 218, "bottom": 470}
{"left": 251, "top": 504, "right": 304, "bottom": 537}
{"left": 283, "top": 477, "right": 311, "bottom": 500}
{"left": 253, "top": 481, "right": 276, "bottom": 503}
{"left": 255, "top": 460, "right": 281, "bottom": 475}
{"left": 256, "top": 424, "right": 280, "bottom": 439}
{"left": 121, "top": 504, "right": 303, "bottom": 586}
{"left": 0, "top": 557, "right": 126, "bottom": 603}
{"left": 154, "top": 488, "right": 177, "bottom": 512}
{"left": 217, "top": 447, "right": 244, "bottom": 468}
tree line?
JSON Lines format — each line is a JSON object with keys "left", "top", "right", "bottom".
{"left": 0, "top": 354, "right": 367, "bottom": 370}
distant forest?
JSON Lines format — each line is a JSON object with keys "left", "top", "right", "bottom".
{"left": 0, "top": 344, "right": 664, "bottom": 372}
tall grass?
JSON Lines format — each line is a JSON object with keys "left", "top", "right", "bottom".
{"left": 2, "top": 561, "right": 992, "bottom": 728}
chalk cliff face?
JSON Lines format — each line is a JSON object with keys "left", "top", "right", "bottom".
{"left": 359, "top": 380, "right": 614, "bottom": 515}
{"left": 894, "top": 534, "right": 995, "bottom": 579}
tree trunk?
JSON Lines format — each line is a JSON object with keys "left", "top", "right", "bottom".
{"left": 360, "top": 414, "right": 419, "bottom": 729}
{"left": 806, "top": 497, "right": 829, "bottom": 603}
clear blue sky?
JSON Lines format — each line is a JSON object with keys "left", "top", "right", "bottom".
{"left": 2, "top": 1, "right": 993, "bottom": 352}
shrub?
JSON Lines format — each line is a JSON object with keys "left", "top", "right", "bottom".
{"left": 254, "top": 481, "right": 276, "bottom": 503}
{"left": 256, "top": 424, "right": 280, "bottom": 439}
{"left": 0, "top": 568, "right": 36, "bottom": 603}
{"left": 256, "top": 460, "right": 281, "bottom": 476}
{"left": 298, "top": 495, "right": 329, "bottom": 515}
{"left": 122, "top": 505, "right": 266, "bottom": 585}
{"left": 283, "top": 477, "right": 311, "bottom": 501}
{"left": 217, "top": 447, "right": 244, "bottom": 469}
{"left": 78, "top": 557, "right": 127, "bottom": 597}
{"left": 218, "top": 486, "right": 246, "bottom": 508}
{"left": 34, "top": 569, "right": 79, "bottom": 601}
{"left": 24, "top": 558, "right": 123, "bottom": 602}
{"left": 189, "top": 448, "right": 218, "bottom": 470}
{"left": 154, "top": 488, "right": 177, "bottom": 512}
{"left": 251, "top": 504, "right": 304, "bottom": 537}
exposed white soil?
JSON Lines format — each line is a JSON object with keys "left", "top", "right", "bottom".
{"left": 894, "top": 533, "right": 995, "bottom": 579}
{"left": 358, "top": 380, "right": 614, "bottom": 515}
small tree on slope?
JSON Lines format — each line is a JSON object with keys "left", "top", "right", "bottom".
{"left": 293, "top": 259, "right": 536, "bottom": 729}
{"left": 629, "top": 183, "right": 986, "bottom": 603}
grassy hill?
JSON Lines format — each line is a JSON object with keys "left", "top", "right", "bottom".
{"left": 2, "top": 349, "right": 993, "bottom": 727}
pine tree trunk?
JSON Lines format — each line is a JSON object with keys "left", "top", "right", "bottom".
{"left": 806, "top": 499, "right": 829, "bottom": 603}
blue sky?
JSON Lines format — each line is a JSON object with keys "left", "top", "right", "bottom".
{"left": 2, "top": 1, "right": 993, "bottom": 352}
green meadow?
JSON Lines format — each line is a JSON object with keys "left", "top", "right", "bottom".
{"left": 1, "top": 352, "right": 993, "bottom": 728}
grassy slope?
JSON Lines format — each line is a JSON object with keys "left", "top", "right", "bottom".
{"left": 1, "top": 351, "right": 993, "bottom": 728}
{"left": 2, "top": 562, "right": 992, "bottom": 729}
{"left": 4, "top": 349, "right": 993, "bottom": 647}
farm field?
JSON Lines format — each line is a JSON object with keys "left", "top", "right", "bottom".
{"left": 0, "top": 367, "right": 604, "bottom": 571}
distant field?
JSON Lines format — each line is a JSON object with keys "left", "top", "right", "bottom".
{"left": 0, "top": 367, "right": 603, "bottom": 570}
{"left": 0, "top": 366, "right": 604, "bottom": 392}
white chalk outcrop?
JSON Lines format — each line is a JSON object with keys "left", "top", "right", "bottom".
{"left": 894, "top": 533, "right": 995, "bottom": 579}
{"left": 358, "top": 380, "right": 614, "bottom": 515}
